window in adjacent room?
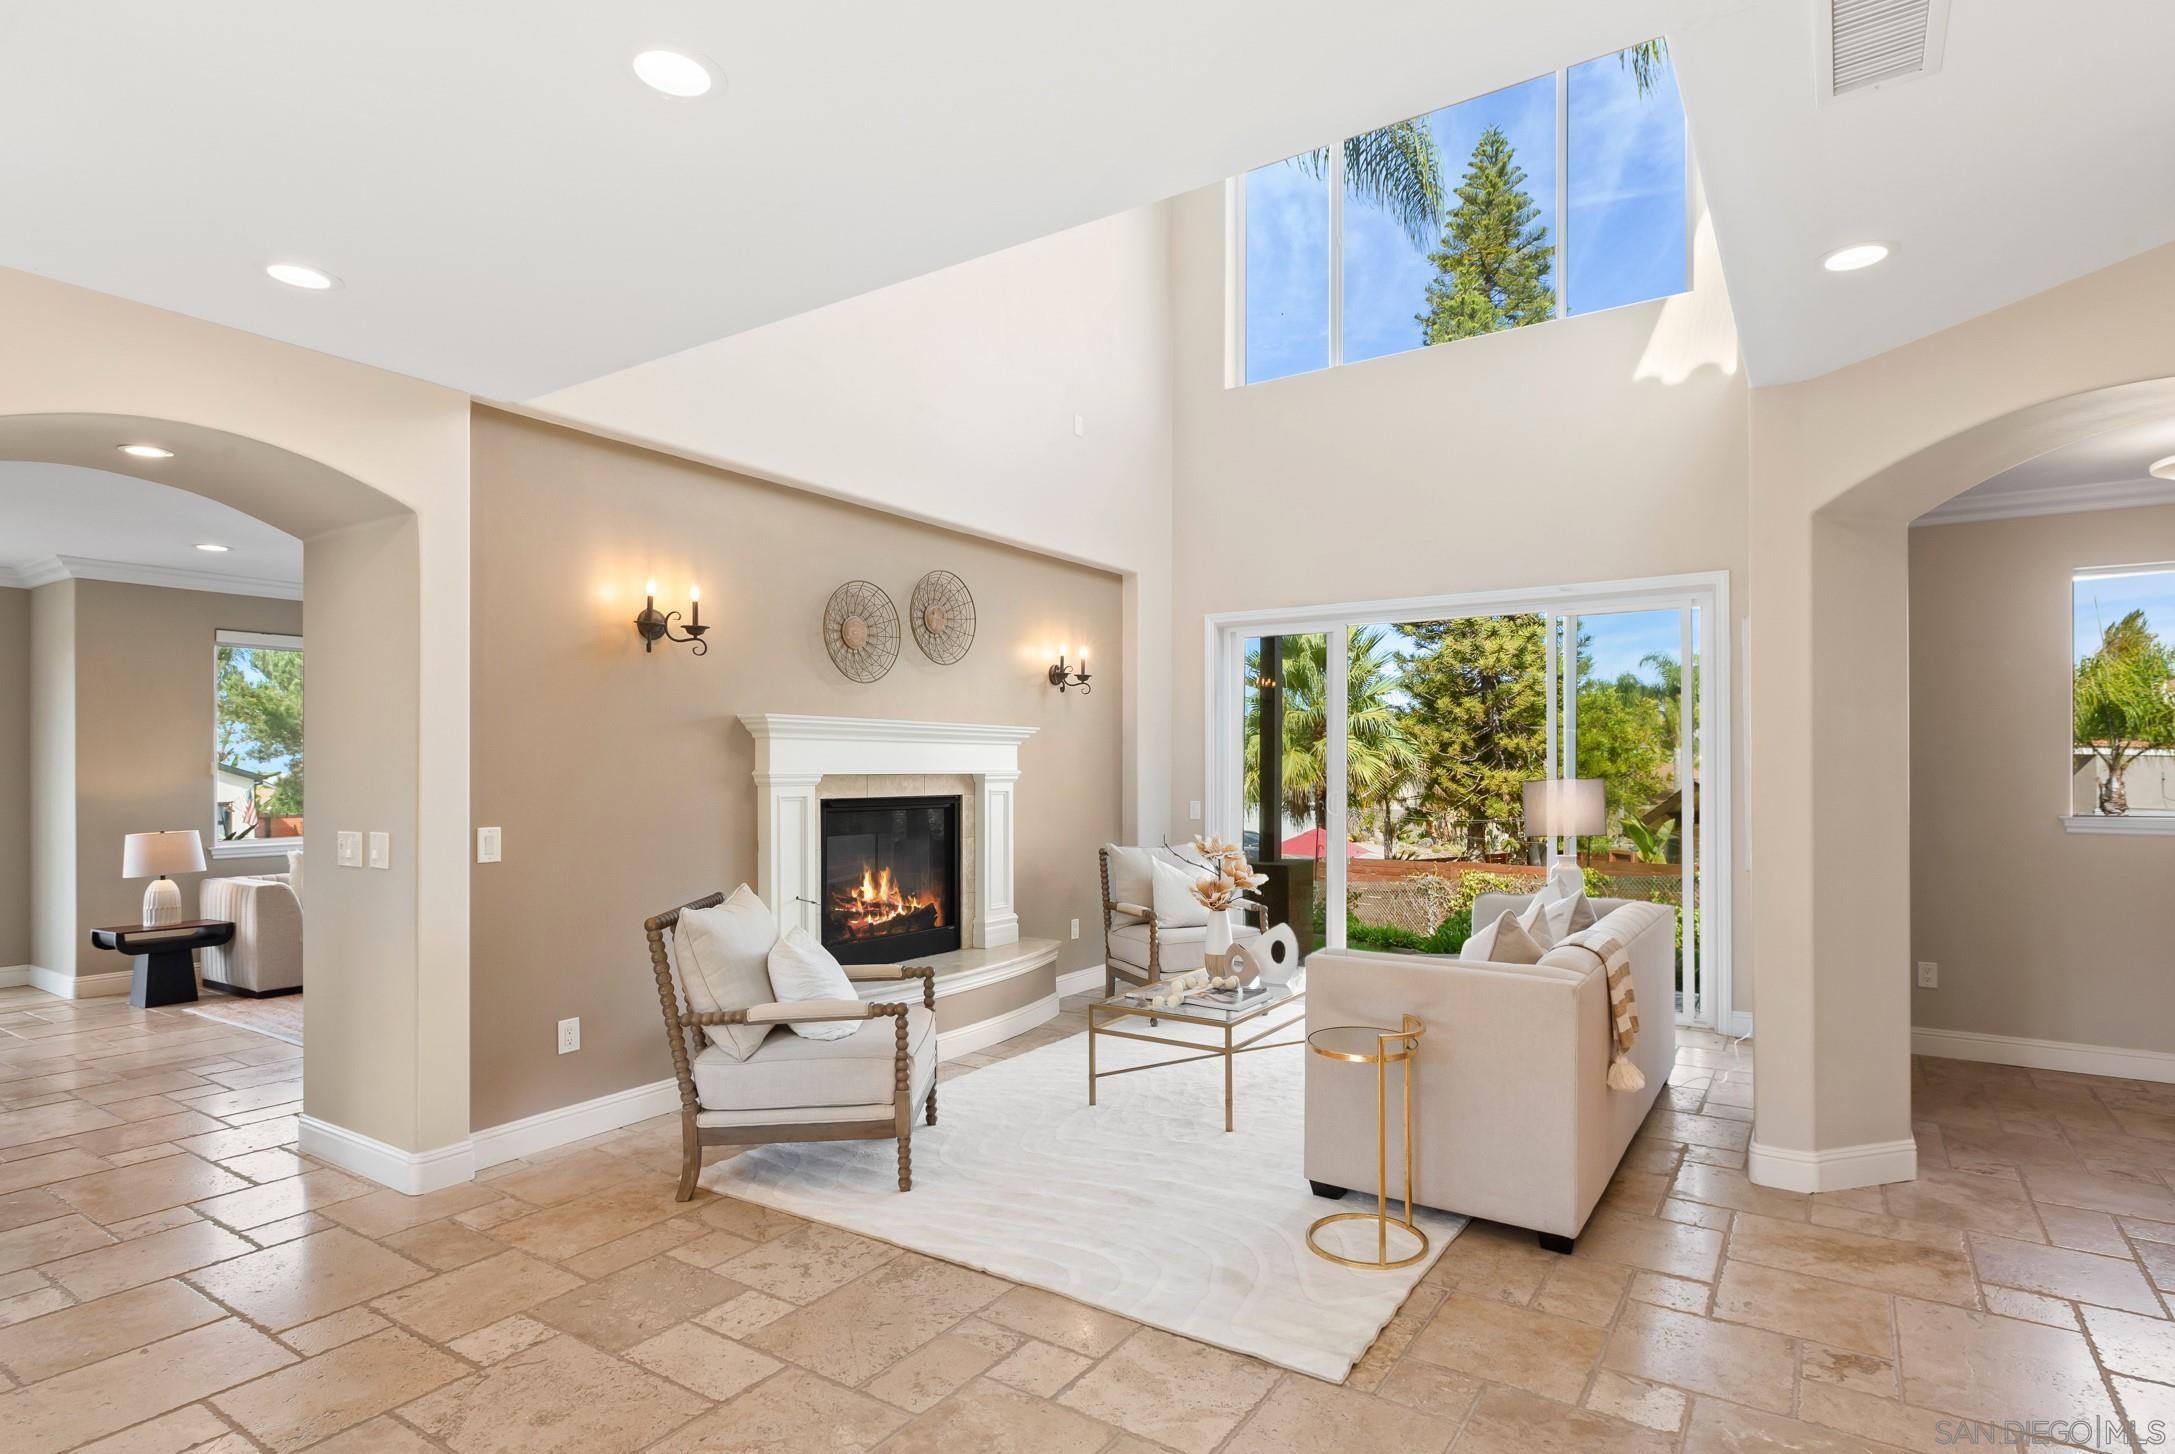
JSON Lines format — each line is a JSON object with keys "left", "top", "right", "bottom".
{"left": 214, "top": 629, "right": 305, "bottom": 847}
{"left": 2071, "top": 566, "right": 2175, "bottom": 818}
{"left": 1237, "top": 39, "right": 1686, "bottom": 382}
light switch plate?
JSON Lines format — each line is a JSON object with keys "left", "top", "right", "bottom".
{"left": 336, "top": 831, "right": 362, "bottom": 868}
{"left": 1188, "top": 800, "right": 1202, "bottom": 821}
{"left": 367, "top": 832, "right": 390, "bottom": 870}
{"left": 477, "top": 827, "right": 502, "bottom": 864}
{"left": 1070, "top": 918, "right": 1080, "bottom": 939}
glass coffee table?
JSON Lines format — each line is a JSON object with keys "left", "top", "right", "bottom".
{"left": 1086, "top": 978, "right": 1305, "bottom": 1131}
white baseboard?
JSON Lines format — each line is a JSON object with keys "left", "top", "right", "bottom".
{"left": 1055, "top": 966, "right": 1105, "bottom": 998}
{"left": 0, "top": 965, "right": 32, "bottom": 988}
{"left": 1748, "top": 1137, "right": 1917, "bottom": 1194}
{"left": 938, "top": 992, "right": 1058, "bottom": 1061}
{"left": 30, "top": 966, "right": 131, "bottom": 999}
{"left": 1912, "top": 1025, "right": 2175, "bottom": 1085}
{"left": 472, "top": 1078, "right": 682, "bottom": 1171}
{"left": 298, "top": 1115, "right": 476, "bottom": 1195}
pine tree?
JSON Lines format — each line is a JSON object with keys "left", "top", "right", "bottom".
{"left": 1417, "top": 125, "right": 1554, "bottom": 343}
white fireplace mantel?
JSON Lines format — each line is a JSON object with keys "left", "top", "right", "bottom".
{"left": 740, "top": 714, "right": 1037, "bottom": 948}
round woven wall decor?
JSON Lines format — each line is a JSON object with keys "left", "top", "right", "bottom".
{"left": 910, "top": 570, "right": 977, "bottom": 664}
{"left": 822, "top": 580, "right": 900, "bottom": 682}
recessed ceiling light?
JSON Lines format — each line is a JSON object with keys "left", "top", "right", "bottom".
{"left": 118, "top": 443, "right": 173, "bottom": 459}
{"left": 266, "top": 262, "right": 339, "bottom": 291}
{"left": 1822, "top": 243, "right": 1890, "bottom": 273}
{"left": 194, "top": 543, "right": 230, "bottom": 553}
{"left": 633, "top": 49, "right": 713, "bottom": 98}
{"left": 2150, "top": 454, "right": 2175, "bottom": 481}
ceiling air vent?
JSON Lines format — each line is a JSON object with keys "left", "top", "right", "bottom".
{"left": 1824, "top": 0, "right": 1950, "bottom": 98}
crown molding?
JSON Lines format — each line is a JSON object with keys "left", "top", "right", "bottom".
{"left": 1914, "top": 477, "right": 2175, "bottom": 528}
{"left": 0, "top": 554, "right": 300, "bottom": 600}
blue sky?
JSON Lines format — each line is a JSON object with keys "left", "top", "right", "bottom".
{"left": 1247, "top": 47, "right": 1687, "bottom": 383}
{"left": 2073, "top": 570, "right": 2175, "bottom": 663}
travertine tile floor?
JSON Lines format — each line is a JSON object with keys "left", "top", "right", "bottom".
{"left": 2, "top": 983, "right": 2174, "bottom": 1453}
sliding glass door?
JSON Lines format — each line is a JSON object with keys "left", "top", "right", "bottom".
{"left": 1211, "top": 576, "right": 1726, "bottom": 1028}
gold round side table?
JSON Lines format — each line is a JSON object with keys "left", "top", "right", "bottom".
{"left": 1305, "top": 1016, "right": 1427, "bottom": 1270}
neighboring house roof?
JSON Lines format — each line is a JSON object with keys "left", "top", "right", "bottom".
{"left": 216, "top": 762, "right": 274, "bottom": 783}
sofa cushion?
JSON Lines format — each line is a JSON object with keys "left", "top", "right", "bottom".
{"left": 1107, "top": 921, "right": 1261, "bottom": 974}
{"left": 766, "top": 928, "right": 861, "bottom": 1041}
{"left": 692, "top": 1004, "right": 934, "bottom": 1113}
{"left": 286, "top": 851, "right": 304, "bottom": 908}
{"left": 675, "top": 886, "right": 778, "bottom": 1061}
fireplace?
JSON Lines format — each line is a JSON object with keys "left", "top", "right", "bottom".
{"left": 819, "top": 795, "right": 962, "bottom": 965}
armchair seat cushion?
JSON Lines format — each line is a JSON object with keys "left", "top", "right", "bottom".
{"left": 692, "top": 1004, "right": 934, "bottom": 1114}
{"left": 1107, "top": 921, "right": 1261, "bottom": 974}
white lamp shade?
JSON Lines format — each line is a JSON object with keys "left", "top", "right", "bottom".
{"left": 122, "top": 830, "right": 206, "bottom": 879}
{"left": 1523, "top": 779, "right": 1606, "bottom": 838}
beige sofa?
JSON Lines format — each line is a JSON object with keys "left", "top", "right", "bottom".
{"left": 1303, "top": 895, "right": 1676, "bottom": 1250}
{"left": 198, "top": 851, "right": 303, "bottom": 995}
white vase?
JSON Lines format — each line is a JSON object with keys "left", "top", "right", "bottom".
{"left": 1204, "top": 908, "right": 1233, "bottom": 959}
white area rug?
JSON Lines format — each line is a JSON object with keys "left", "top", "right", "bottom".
{"left": 708, "top": 1021, "right": 1463, "bottom": 1381}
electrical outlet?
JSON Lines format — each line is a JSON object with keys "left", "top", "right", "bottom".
{"left": 1188, "top": 800, "right": 1202, "bottom": 821}
{"left": 1072, "top": 413, "right": 1086, "bottom": 437}
{"left": 336, "top": 831, "right": 362, "bottom": 868}
{"left": 1070, "top": 918, "right": 1080, "bottom": 939}
{"left": 477, "top": 826, "right": 502, "bottom": 864}
{"left": 1916, "top": 960, "right": 1939, "bottom": 988}
{"left": 367, "top": 831, "right": 390, "bottom": 870}
{"left": 557, "top": 1017, "right": 580, "bottom": 1054}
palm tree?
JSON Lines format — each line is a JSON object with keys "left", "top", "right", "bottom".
{"left": 1281, "top": 41, "right": 1672, "bottom": 254}
{"left": 1245, "top": 630, "right": 1420, "bottom": 852}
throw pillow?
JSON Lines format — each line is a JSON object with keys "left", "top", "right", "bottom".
{"left": 1150, "top": 855, "right": 1212, "bottom": 927}
{"left": 1104, "top": 844, "right": 1154, "bottom": 923}
{"left": 1516, "top": 895, "right": 1558, "bottom": 952}
{"left": 1541, "top": 890, "right": 1596, "bottom": 941}
{"left": 285, "top": 850, "right": 304, "bottom": 908}
{"left": 675, "top": 885, "right": 779, "bottom": 1060}
{"left": 1462, "top": 908, "right": 1546, "bottom": 965}
{"left": 766, "top": 927, "right": 864, "bottom": 1041}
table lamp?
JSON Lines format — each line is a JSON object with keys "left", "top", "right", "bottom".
{"left": 122, "top": 830, "right": 207, "bottom": 926}
{"left": 1523, "top": 779, "right": 1605, "bottom": 899}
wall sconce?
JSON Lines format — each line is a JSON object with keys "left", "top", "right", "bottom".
{"left": 634, "top": 579, "right": 709, "bottom": 655}
{"left": 1047, "top": 643, "right": 1091, "bottom": 694}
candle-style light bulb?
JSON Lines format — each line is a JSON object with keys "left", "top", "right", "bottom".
{"left": 1057, "top": 643, "right": 1070, "bottom": 662}
{"left": 645, "top": 578, "right": 658, "bottom": 604}
{"left": 688, "top": 584, "right": 700, "bottom": 626}
{"left": 1078, "top": 645, "right": 1088, "bottom": 666}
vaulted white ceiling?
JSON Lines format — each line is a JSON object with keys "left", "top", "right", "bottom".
{"left": 2, "top": 1, "right": 2170, "bottom": 398}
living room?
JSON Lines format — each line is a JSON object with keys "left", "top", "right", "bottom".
{"left": 3, "top": 4, "right": 2175, "bottom": 1452}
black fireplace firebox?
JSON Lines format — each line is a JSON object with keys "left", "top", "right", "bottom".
{"left": 819, "top": 795, "right": 962, "bottom": 965}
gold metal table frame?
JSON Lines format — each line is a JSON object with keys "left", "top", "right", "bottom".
{"left": 1306, "top": 1016, "right": 1428, "bottom": 1270}
{"left": 1086, "top": 982, "right": 1306, "bottom": 1132}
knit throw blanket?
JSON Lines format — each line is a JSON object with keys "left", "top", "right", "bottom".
{"left": 1561, "top": 931, "right": 1645, "bottom": 1092}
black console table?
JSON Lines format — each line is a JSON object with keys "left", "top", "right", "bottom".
{"left": 87, "top": 920, "right": 234, "bottom": 1009}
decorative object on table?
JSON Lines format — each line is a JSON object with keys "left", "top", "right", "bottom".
{"left": 1233, "top": 924, "right": 1301, "bottom": 986}
{"left": 1046, "top": 643, "right": 1091, "bottom": 693}
{"left": 122, "top": 830, "right": 207, "bottom": 926}
{"left": 1175, "top": 836, "right": 1268, "bottom": 964}
{"left": 909, "top": 569, "right": 976, "bottom": 664}
{"left": 822, "top": 580, "right": 901, "bottom": 682}
{"left": 1098, "top": 844, "right": 1267, "bottom": 997}
{"left": 1522, "top": 777, "right": 1605, "bottom": 900}
{"left": 633, "top": 578, "right": 709, "bottom": 655}
{"left": 89, "top": 918, "right": 233, "bottom": 1008}
{"left": 1306, "top": 1015, "right": 1428, "bottom": 1270}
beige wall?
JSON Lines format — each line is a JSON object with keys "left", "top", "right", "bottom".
{"left": 1910, "top": 506, "right": 2175, "bottom": 1056}
{"left": 0, "top": 587, "right": 27, "bottom": 966}
{"left": 1162, "top": 174, "right": 1755, "bottom": 1010}
{"left": 62, "top": 582, "right": 303, "bottom": 972}
{"left": 1746, "top": 241, "right": 2175, "bottom": 1184}
{"left": 469, "top": 409, "right": 1123, "bottom": 1131}
{"left": 28, "top": 581, "right": 75, "bottom": 976}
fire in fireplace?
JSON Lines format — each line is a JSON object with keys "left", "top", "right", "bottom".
{"left": 819, "top": 795, "right": 961, "bottom": 964}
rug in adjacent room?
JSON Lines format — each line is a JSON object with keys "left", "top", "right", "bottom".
{"left": 708, "top": 1019, "right": 1462, "bottom": 1381}
{"left": 186, "top": 993, "right": 303, "bottom": 1046}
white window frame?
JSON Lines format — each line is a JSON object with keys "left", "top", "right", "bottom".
{"left": 211, "top": 628, "right": 305, "bottom": 861}
{"left": 2062, "top": 562, "right": 2175, "bottom": 835}
{"left": 1229, "top": 48, "right": 1693, "bottom": 387}
{"left": 1203, "top": 570, "right": 1733, "bottom": 1031}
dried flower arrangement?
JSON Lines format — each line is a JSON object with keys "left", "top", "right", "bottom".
{"left": 1174, "top": 836, "right": 1268, "bottom": 912}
